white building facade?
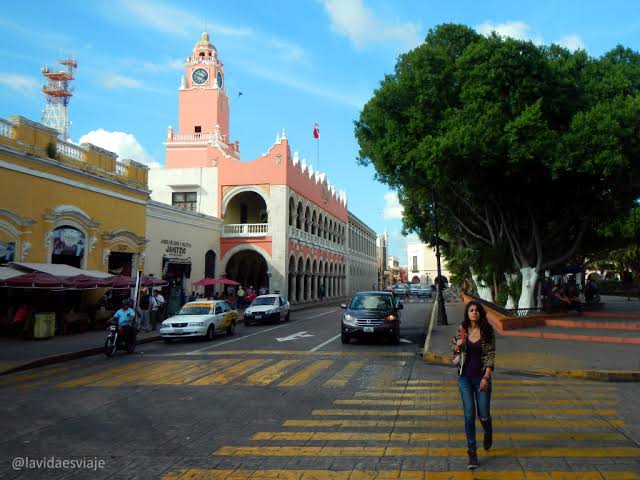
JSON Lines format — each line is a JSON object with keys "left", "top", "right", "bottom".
{"left": 407, "top": 239, "right": 451, "bottom": 285}
{"left": 347, "top": 212, "right": 378, "bottom": 294}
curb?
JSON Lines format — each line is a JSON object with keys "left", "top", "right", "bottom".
{"left": 422, "top": 352, "right": 640, "bottom": 383}
{"left": 1, "top": 299, "right": 347, "bottom": 377}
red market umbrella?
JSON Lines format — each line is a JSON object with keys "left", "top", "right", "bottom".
{"left": 63, "top": 274, "right": 110, "bottom": 289}
{"left": 141, "top": 275, "right": 167, "bottom": 287}
{"left": 103, "top": 275, "right": 135, "bottom": 289}
{"left": 220, "top": 279, "right": 240, "bottom": 286}
{"left": 4, "top": 272, "right": 67, "bottom": 288}
{"left": 192, "top": 278, "right": 223, "bottom": 286}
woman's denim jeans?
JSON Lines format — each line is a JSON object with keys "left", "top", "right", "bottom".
{"left": 458, "top": 375, "right": 491, "bottom": 450}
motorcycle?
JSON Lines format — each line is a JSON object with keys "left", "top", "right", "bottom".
{"left": 104, "top": 322, "right": 138, "bottom": 357}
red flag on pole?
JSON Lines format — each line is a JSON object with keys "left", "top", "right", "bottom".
{"left": 313, "top": 122, "right": 320, "bottom": 139}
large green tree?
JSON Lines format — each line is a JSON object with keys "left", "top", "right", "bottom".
{"left": 355, "top": 24, "right": 640, "bottom": 307}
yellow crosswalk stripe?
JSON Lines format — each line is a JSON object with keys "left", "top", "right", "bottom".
{"left": 323, "top": 360, "right": 366, "bottom": 387}
{"left": 334, "top": 399, "right": 617, "bottom": 407}
{"left": 164, "top": 359, "right": 240, "bottom": 385}
{"left": 354, "top": 391, "right": 615, "bottom": 398}
{"left": 282, "top": 418, "right": 625, "bottom": 428}
{"left": 136, "top": 360, "right": 210, "bottom": 385}
{"left": 368, "top": 386, "right": 617, "bottom": 392}
{"left": 213, "top": 445, "right": 640, "bottom": 457}
{"left": 251, "top": 431, "right": 627, "bottom": 442}
{"left": 243, "top": 360, "right": 302, "bottom": 385}
{"left": 279, "top": 360, "right": 333, "bottom": 386}
{"left": 57, "top": 363, "right": 134, "bottom": 388}
{"left": 91, "top": 361, "right": 192, "bottom": 387}
{"left": 161, "top": 469, "right": 640, "bottom": 480}
{"left": 201, "top": 350, "right": 413, "bottom": 357}
{"left": 311, "top": 408, "right": 618, "bottom": 416}
{"left": 0, "top": 365, "right": 71, "bottom": 386}
{"left": 397, "top": 379, "right": 620, "bottom": 386}
{"left": 189, "top": 359, "right": 268, "bottom": 385}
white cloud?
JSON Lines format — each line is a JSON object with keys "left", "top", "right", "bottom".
{"left": 101, "top": 74, "right": 142, "bottom": 89}
{"left": 383, "top": 191, "right": 404, "bottom": 220}
{"left": 476, "top": 20, "right": 535, "bottom": 41}
{"left": 234, "top": 60, "right": 365, "bottom": 108}
{"left": 0, "top": 73, "right": 39, "bottom": 96}
{"left": 78, "top": 129, "right": 161, "bottom": 168}
{"left": 323, "top": 0, "right": 421, "bottom": 50}
{"left": 140, "top": 59, "right": 184, "bottom": 73}
{"left": 555, "top": 34, "right": 585, "bottom": 51}
{"left": 115, "top": 0, "right": 251, "bottom": 37}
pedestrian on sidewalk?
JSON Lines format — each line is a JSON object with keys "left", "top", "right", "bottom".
{"left": 451, "top": 300, "right": 496, "bottom": 470}
{"left": 139, "top": 289, "right": 151, "bottom": 332}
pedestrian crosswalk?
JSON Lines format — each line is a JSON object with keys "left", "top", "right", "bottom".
{"left": 0, "top": 356, "right": 395, "bottom": 389}
{"left": 180, "top": 375, "right": 637, "bottom": 479}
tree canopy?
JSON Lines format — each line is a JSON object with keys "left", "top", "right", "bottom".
{"left": 355, "top": 24, "right": 640, "bottom": 305}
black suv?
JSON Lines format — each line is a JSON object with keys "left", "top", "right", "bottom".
{"left": 341, "top": 291, "right": 403, "bottom": 344}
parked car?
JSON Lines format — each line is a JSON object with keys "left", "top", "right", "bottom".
{"left": 341, "top": 291, "right": 403, "bottom": 344}
{"left": 244, "top": 294, "right": 290, "bottom": 325}
{"left": 160, "top": 300, "right": 238, "bottom": 342}
{"left": 410, "top": 284, "right": 421, "bottom": 296}
{"left": 416, "top": 285, "right": 432, "bottom": 298}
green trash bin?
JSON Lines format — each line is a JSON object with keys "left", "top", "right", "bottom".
{"left": 34, "top": 313, "right": 56, "bottom": 339}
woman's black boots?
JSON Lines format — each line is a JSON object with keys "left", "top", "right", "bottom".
{"left": 467, "top": 449, "right": 479, "bottom": 469}
{"left": 480, "top": 417, "right": 493, "bottom": 450}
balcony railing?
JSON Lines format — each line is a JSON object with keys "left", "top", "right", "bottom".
{"left": 288, "top": 225, "right": 346, "bottom": 254}
{"left": 56, "top": 140, "right": 83, "bottom": 161}
{"left": 223, "top": 223, "right": 269, "bottom": 237}
{"left": 0, "top": 119, "right": 14, "bottom": 138}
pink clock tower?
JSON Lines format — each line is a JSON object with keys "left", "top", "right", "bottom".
{"left": 165, "top": 32, "right": 239, "bottom": 168}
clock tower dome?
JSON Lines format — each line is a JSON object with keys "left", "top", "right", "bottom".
{"left": 165, "top": 32, "right": 238, "bottom": 168}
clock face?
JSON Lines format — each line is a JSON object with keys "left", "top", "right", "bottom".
{"left": 216, "top": 71, "right": 223, "bottom": 88}
{"left": 192, "top": 68, "right": 208, "bottom": 85}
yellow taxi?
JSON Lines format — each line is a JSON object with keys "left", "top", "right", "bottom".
{"left": 160, "top": 300, "right": 238, "bottom": 342}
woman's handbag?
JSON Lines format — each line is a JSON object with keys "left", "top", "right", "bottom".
{"left": 452, "top": 327, "right": 466, "bottom": 368}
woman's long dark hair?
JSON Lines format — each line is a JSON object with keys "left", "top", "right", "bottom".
{"left": 462, "top": 300, "right": 494, "bottom": 338}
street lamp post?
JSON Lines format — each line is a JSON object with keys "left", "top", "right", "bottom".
{"left": 432, "top": 188, "right": 448, "bottom": 325}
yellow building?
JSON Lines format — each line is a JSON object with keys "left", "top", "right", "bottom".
{"left": 0, "top": 116, "right": 149, "bottom": 274}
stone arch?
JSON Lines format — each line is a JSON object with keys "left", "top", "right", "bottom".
{"left": 221, "top": 186, "right": 270, "bottom": 218}
{"left": 304, "top": 206, "right": 311, "bottom": 232}
{"left": 219, "top": 244, "right": 272, "bottom": 282}
{"left": 288, "top": 196, "right": 296, "bottom": 226}
{"left": 311, "top": 210, "right": 317, "bottom": 235}
{"left": 296, "top": 201, "right": 303, "bottom": 229}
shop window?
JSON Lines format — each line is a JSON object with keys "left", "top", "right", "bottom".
{"left": 108, "top": 251, "right": 133, "bottom": 276}
{"left": 51, "top": 226, "right": 85, "bottom": 268}
{"left": 172, "top": 192, "right": 198, "bottom": 211}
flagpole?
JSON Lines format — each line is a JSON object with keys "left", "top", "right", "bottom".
{"left": 317, "top": 136, "right": 320, "bottom": 171}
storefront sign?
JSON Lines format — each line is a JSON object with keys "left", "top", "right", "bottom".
{"left": 160, "top": 239, "right": 192, "bottom": 258}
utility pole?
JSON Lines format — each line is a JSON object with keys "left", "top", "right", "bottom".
{"left": 432, "top": 188, "right": 448, "bottom": 325}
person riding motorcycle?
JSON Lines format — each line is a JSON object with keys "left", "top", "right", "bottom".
{"left": 111, "top": 299, "right": 137, "bottom": 343}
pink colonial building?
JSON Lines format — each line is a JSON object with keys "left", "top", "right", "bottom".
{"left": 149, "top": 32, "right": 376, "bottom": 303}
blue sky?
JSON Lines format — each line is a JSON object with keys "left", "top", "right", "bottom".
{"left": 1, "top": 0, "right": 639, "bottom": 262}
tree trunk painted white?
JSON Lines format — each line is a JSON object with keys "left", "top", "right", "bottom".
{"left": 504, "top": 273, "right": 518, "bottom": 309}
{"left": 472, "top": 273, "right": 494, "bottom": 302}
{"left": 517, "top": 266, "right": 538, "bottom": 309}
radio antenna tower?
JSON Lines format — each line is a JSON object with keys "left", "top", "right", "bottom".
{"left": 41, "top": 57, "right": 77, "bottom": 140}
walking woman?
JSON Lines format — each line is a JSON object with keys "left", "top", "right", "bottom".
{"left": 451, "top": 300, "right": 496, "bottom": 469}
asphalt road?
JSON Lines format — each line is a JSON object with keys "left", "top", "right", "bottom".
{"left": 1, "top": 299, "right": 639, "bottom": 479}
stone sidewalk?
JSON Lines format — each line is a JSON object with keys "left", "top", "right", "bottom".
{"left": 423, "top": 298, "right": 640, "bottom": 381}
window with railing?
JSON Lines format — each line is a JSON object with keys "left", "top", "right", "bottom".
{"left": 172, "top": 192, "right": 198, "bottom": 211}
{"left": 412, "top": 256, "right": 418, "bottom": 273}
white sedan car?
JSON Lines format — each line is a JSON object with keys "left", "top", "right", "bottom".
{"left": 160, "top": 300, "right": 238, "bottom": 342}
{"left": 243, "top": 294, "right": 290, "bottom": 325}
